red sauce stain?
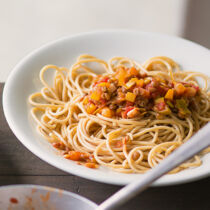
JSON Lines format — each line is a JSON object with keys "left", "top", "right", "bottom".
{"left": 31, "top": 188, "right": 37, "bottom": 194}
{"left": 40, "top": 191, "right": 50, "bottom": 202}
{"left": 10, "top": 197, "right": 18, "bottom": 204}
{"left": 26, "top": 196, "right": 32, "bottom": 203}
{"left": 58, "top": 189, "right": 63, "bottom": 197}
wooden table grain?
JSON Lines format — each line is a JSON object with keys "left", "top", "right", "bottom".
{"left": 0, "top": 83, "right": 209, "bottom": 210}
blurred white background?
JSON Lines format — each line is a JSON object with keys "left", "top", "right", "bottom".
{"left": 0, "top": 0, "right": 209, "bottom": 82}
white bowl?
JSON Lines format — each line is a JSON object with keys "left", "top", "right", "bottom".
{"left": 0, "top": 184, "right": 97, "bottom": 210}
{"left": 3, "top": 30, "right": 210, "bottom": 186}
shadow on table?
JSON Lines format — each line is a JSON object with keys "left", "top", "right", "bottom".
{"left": 0, "top": 84, "right": 68, "bottom": 187}
{"left": 74, "top": 176, "right": 210, "bottom": 210}
{"left": 0, "top": 86, "right": 28, "bottom": 185}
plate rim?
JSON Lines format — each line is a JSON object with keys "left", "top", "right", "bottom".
{"left": 3, "top": 29, "right": 210, "bottom": 186}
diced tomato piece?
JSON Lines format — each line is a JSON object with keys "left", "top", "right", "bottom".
{"left": 125, "top": 106, "right": 134, "bottom": 112}
{"left": 93, "top": 82, "right": 98, "bottom": 87}
{"left": 99, "top": 77, "right": 109, "bottom": 83}
{"left": 192, "top": 85, "right": 199, "bottom": 92}
{"left": 151, "top": 92, "right": 159, "bottom": 98}
{"left": 99, "top": 99, "right": 107, "bottom": 105}
{"left": 145, "top": 83, "right": 156, "bottom": 93}
{"left": 156, "top": 102, "right": 166, "bottom": 111}
{"left": 98, "top": 82, "right": 110, "bottom": 88}
{"left": 127, "top": 108, "right": 140, "bottom": 118}
{"left": 52, "top": 142, "right": 66, "bottom": 150}
{"left": 126, "top": 101, "right": 134, "bottom": 107}
{"left": 168, "top": 82, "right": 174, "bottom": 88}
{"left": 122, "top": 106, "right": 134, "bottom": 118}
{"left": 138, "top": 88, "right": 150, "bottom": 98}
{"left": 93, "top": 77, "right": 109, "bottom": 87}
{"left": 117, "top": 91, "right": 126, "bottom": 102}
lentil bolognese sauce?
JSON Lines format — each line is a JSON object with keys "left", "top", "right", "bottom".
{"left": 29, "top": 55, "right": 210, "bottom": 173}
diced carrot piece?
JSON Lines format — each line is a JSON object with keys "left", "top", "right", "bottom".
{"left": 101, "top": 107, "right": 113, "bottom": 118}
{"left": 64, "top": 151, "right": 81, "bottom": 161}
{"left": 125, "top": 92, "right": 136, "bottom": 102}
{"left": 97, "top": 82, "right": 110, "bottom": 87}
{"left": 165, "top": 89, "right": 174, "bottom": 100}
{"left": 125, "top": 78, "right": 138, "bottom": 89}
{"left": 136, "top": 79, "right": 144, "bottom": 87}
{"left": 90, "top": 156, "right": 97, "bottom": 163}
{"left": 86, "top": 103, "right": 96, "bottom": 114}
{"left": 116, "top": 67, "right": 127, "bottom": 86}
{"left": 90, "top": 91, "right": 101, "bottom": 101}
{"left": 80, "top": 153, "right": 90, "bottom": 160}
{"left": 85, "top": 162, "right": 98, "bottom": 169}
{"left": 128, "top": 67, "right": 139, "bottom": 76}
{"left": 174, "top": 83, "right": 186, "bottom": 95}
{"left": 185, "top": 87, "right": 197, "bottom": 97}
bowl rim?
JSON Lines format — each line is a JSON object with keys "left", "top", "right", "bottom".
{"left": 3, "top": 29, "right": 210, "bottom": 186}
{"left": 0, "top": 184, "right": 97, "bottom": 207}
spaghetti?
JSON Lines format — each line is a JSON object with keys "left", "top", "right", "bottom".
{"left": 29, "top": 55, "right": 210, "bottom": 173}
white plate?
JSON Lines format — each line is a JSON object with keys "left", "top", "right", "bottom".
{"left": 3, "top": 30, "right": 210, "bottom": 186}
{"left": 0, "top": 184, "right": 97, "bottom": 209}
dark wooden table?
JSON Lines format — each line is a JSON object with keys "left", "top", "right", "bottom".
{"left": 0, "top": 83, "right": 209, "bottom": 210}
